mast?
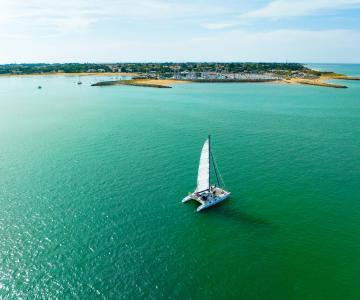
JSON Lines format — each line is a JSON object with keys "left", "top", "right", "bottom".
{"left": 208, "top": 135, "right": 211, "bottom": 189}
{"left": 209, "top": 135, "right": 220, "bottom": 187}
{"left": 211, "top": 151, "right": 221, "bottom": 187}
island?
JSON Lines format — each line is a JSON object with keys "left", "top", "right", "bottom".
{"left": 1, "top": 63, "right": 359, "bottom": 88}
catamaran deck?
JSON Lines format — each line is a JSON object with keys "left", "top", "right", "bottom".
{"left": 183, "top": 187, "right": 228, "bottom": 204}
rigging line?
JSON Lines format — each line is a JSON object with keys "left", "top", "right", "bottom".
{"left": 211, "top": 150, "right": 226, "bottom": 188}
{"left": 208, "top": 135, "right": 211, "bottom": 190}
{"left": 211, "top": 151, "right": 220, "bottom": 186}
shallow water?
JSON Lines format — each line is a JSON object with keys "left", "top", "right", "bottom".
{"left": 0, "top": 66, "right": 360, "bottom": 299}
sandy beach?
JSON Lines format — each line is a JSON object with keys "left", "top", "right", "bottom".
{"left": 130, "top": 79, "right": 187, "bottom": 86}
{"left": 283, "top": 78, "right": 348, "bottom": 88}
{"left": 281, "top": 73, "right": 360, "bottom": 88}
{"left": 92, "top": 79, "right": 188, "bottom": 88}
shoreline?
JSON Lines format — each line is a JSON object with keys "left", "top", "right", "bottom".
{"left": 3, "top": 71, "right": 359, "bottom": 89}
{"left": 282, "top": 78, "right": 348, "bottom": 88}
{"left": 283, "top": 74, "right": 360, "bottom": 88}
{"left": 0, "top": 72, "right": 138, "bottom": 77}
{"left": 92, "top": 76, "right": 359, "bottom": 89}
{"left": 92, "top": 79, "right": 187, "bottom": 88}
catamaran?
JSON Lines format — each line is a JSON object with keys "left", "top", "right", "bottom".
{"left": 182, "top": 135, "right": 230, "bottom": 212}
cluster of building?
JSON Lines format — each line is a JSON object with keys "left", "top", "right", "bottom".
{"left": 171, "top": 71, "right": 281, "bottom": 80}
{"left": 289, "top": 71, "right": 318, "bottom": 79}
{"left": 135, "top": 69, "right": 319, "bottom": 81}
{"left": 136, "top": 71, "right": 288, "bottom": 81}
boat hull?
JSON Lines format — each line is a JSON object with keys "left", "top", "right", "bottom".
{"left": 182, "top": 195, "right": 193, "bottom": 203}
{"left": 197, "top": 192, "right": 230, "bottom": 212}
{"left": 182, "top": 189, "right": 231, "bottom": 212}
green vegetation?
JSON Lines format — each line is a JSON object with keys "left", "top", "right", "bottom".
{"left": 112, "top": 62, "right": 307, "bottom": 75}
{"left": 0, "top": 63, "right": 112, "bottom": 74}
{"left": 303, "top": 69, "right": 344, "bottom": 77}
{"left": 0, "top": 62, "right": 307, "bottom": 75}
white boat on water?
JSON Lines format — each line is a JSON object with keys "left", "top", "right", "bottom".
{"left": 182, "top": 135, "right": 230, "bottom": 212}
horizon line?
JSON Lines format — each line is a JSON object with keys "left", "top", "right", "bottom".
{"left": 1, "top": 61, "right": 360, "bottom": 65}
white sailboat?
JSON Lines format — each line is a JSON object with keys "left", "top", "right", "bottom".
{"left": 182, "top": 135, "right": 230, "bottom": 212}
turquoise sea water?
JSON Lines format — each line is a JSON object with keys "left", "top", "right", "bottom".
{"left": 306, "top": 63, "right": 360, "bottom": 76}
{"left": 0, "top": 65, "right": 360, "bottom": 299}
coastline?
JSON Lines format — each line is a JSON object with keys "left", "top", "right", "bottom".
{"left": 92, "top": 79, "right": 187, "bottom": 88}
{"left": 283, "top": 74, "right": 360, "bottom": 88}
{"left": 92, "top": 76, "right": 358, "bottom": 89}
{"left": 282, "top": 78, "right": 348, "bottom": 88}
{"left": 3, "top": 70, "right": 359, "bottom": 89}
{"left": 0, "top": 72, "right": 138, "bottom": 77}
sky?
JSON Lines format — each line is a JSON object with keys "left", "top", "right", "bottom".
{"left": 0, "top": 0, "right": 360, "bottom": 63}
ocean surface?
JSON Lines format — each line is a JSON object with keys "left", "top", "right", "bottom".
{"left": 0, "top": 64, "right": 360, "bottom": 299}
{"left": 306, "top": 63, "right": 360, "bottom": 76}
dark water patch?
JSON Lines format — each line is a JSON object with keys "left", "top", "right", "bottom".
{"left": 207, "top": 204, "right": 273, "bottom": 227}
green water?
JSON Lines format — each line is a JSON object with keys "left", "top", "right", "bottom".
{"left": 1, "top": 67, "right": 360, "bottom": 299}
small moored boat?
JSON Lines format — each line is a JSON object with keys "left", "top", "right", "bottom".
{"left": 182, "top": 135, "right": 230, "bottom": 212}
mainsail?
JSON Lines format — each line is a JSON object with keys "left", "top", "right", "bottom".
{"left": 195, "top": 138, "right": 210, "bottom": 192}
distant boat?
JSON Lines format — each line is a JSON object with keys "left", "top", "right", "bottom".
{"left": 37, "top": 86, "right": 42, "bottom": 89}
{"left": 77, "top": 76, "right": 82, "bottom": 85}
{"left": 182, "top": 135, "right": 230, "bottom": 212}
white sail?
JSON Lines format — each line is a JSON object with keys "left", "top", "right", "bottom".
{"left": 195, "top": 139, "right": 210, "bottom": 192}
